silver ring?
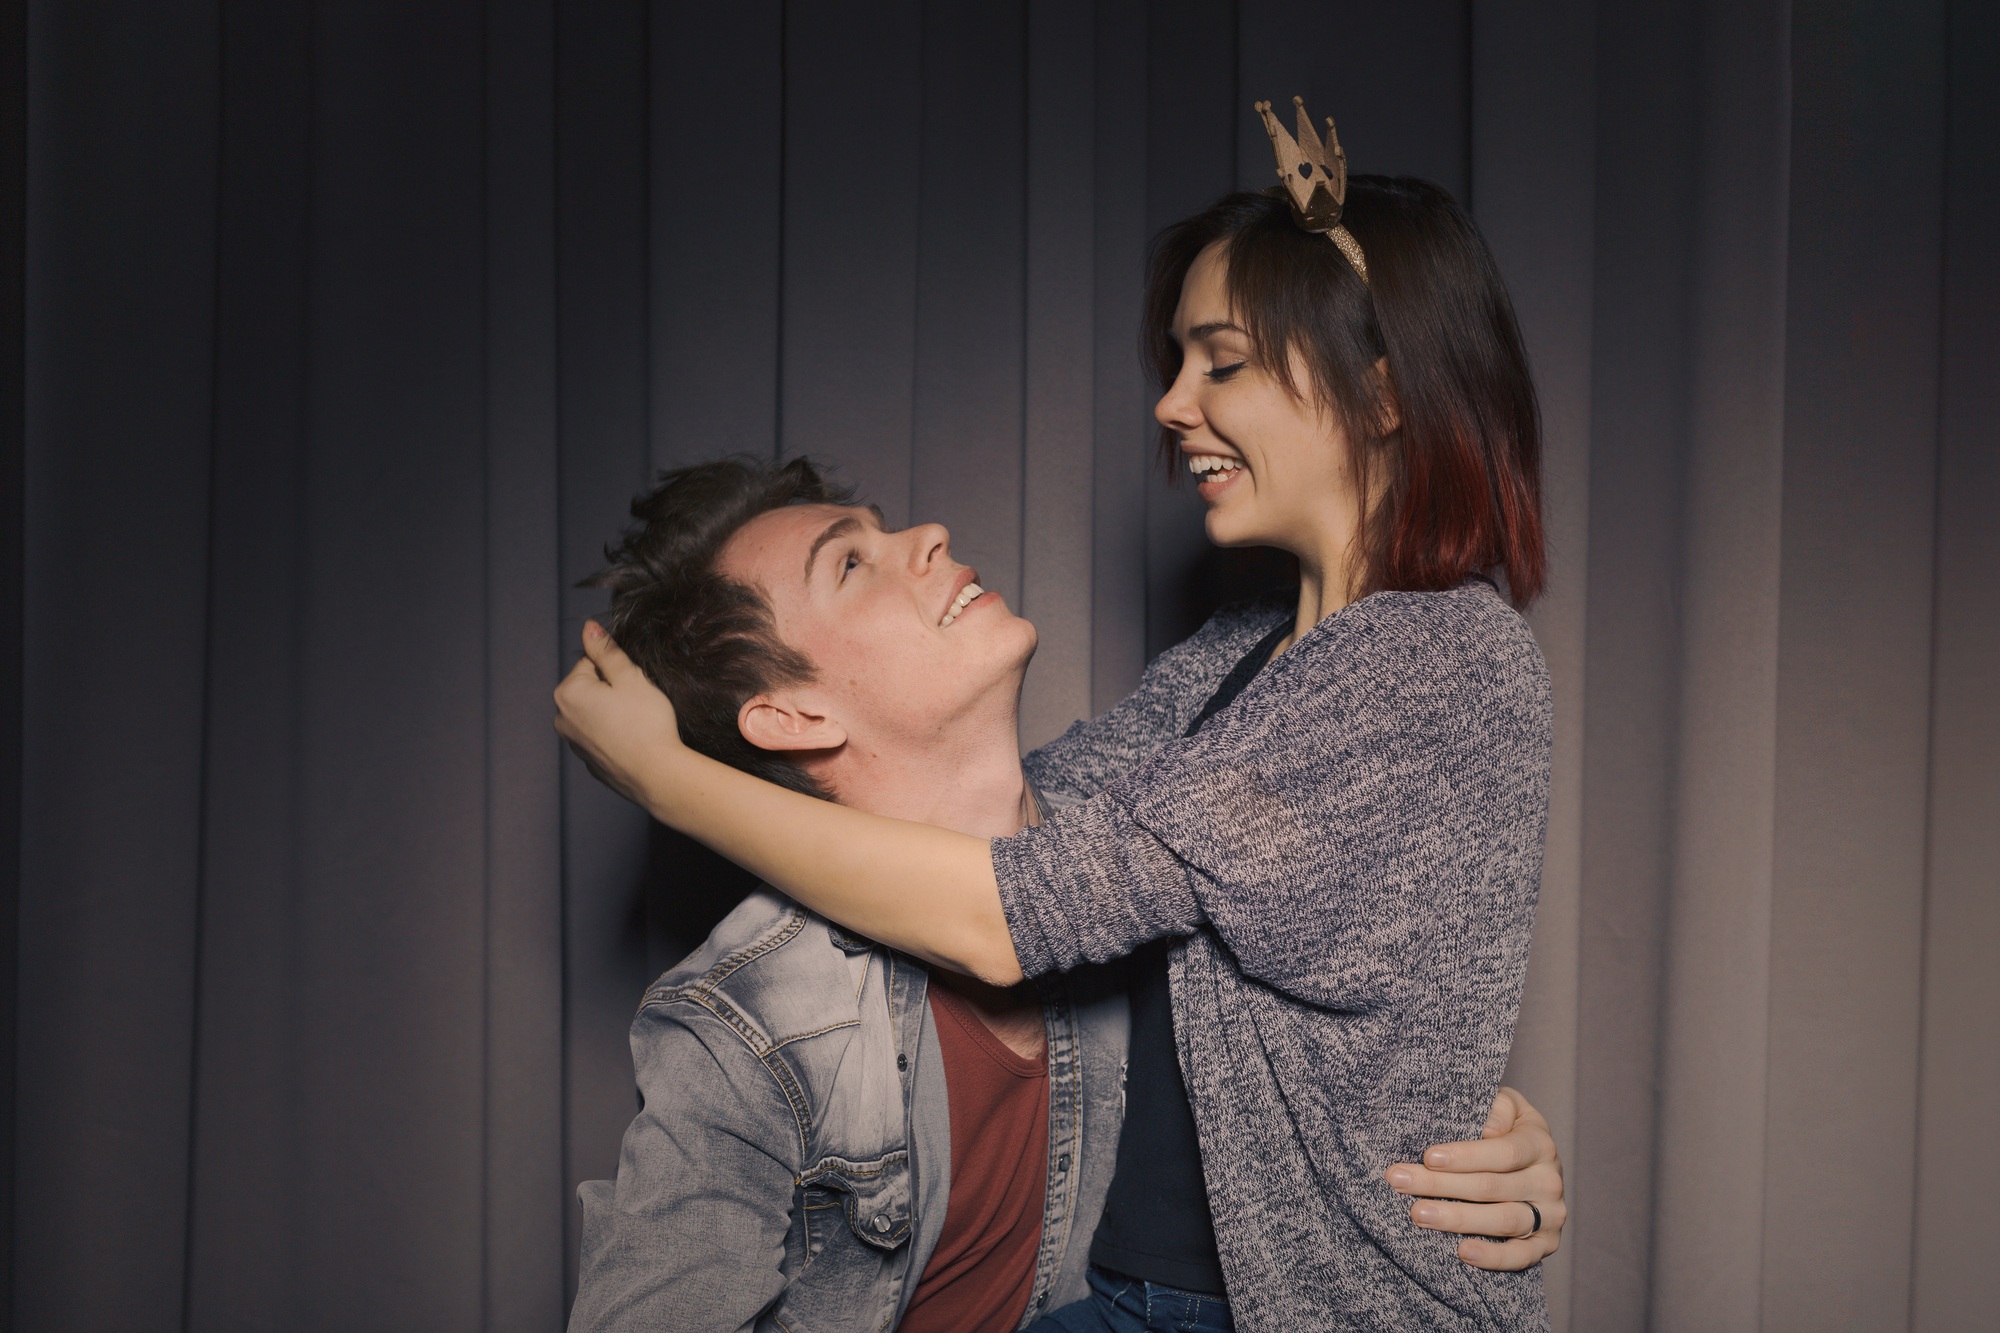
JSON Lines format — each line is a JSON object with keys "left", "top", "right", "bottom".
{"left": 1520, "top": 1201, "right": 1542, "bottom": 1239}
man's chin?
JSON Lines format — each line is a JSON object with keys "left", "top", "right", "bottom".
{"left": 1005, "top": 630, "right": 1037, "bottom": 686}
{"left": 1015, "top": 620, "right": 1039, "bottom": 666}
{"left": 961, "top": 609, "right": 1038, "bottom": 675}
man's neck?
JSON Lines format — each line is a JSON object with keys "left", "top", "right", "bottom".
{"left": 823, "top": 705, "right": 1045, "bottom": 1041}
{"left": 819, "top": 715, "right": 1033, "bottom": 839}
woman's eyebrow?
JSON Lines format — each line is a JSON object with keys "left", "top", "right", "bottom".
{"left": 1187, "top": 320, "right": 1249, "bottom": 342}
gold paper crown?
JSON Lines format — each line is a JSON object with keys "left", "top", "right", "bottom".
{"left": 1255, "top": 96, "right": 1368, "bottom": 283}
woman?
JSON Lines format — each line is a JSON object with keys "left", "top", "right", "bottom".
{"left": 559, "top": 110, "right": 1553, "bottom": 1332}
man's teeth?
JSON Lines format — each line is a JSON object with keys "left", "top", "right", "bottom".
{"left": 940, "top": 583, "right": 984, "bottom": 628}
{"left": 1187, "top": 455, "right": 1245, "bottom": 478}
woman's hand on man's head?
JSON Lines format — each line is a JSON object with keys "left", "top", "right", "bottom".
{"left": 554, "top": 622, "right": 685, "bottom": 812}
{"left": 1383, "top": 1085, "right": 1567, "bottom": 1272}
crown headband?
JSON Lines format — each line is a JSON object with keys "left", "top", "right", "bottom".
{"left": 1255, "top": 97, "right": 1368, "bottom": 283}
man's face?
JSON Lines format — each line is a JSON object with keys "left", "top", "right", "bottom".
{"left": 716, "top": 503, "right": 1038, "bottom": 761}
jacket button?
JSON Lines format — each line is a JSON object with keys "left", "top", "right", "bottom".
{"left": 872, "top": 1214, "right": 891, "bottom": 1233}
{"left": 897, "top": 1053, "right": 908, "bottom": 1071}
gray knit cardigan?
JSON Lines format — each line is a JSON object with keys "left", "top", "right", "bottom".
{"left": 1003, "top": 581, "right": 1552, "bottom": 1332}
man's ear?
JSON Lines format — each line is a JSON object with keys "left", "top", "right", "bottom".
{"left": 738, "top": 693, "right": 847, "bottom": 754}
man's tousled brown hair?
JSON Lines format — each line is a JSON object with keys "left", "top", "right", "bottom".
{"left": 587, "top": 456, "right": 851, "bottom": 799}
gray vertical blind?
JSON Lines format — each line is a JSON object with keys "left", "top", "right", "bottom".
{"left": 9, "top": 1, "right": 1995, "bottom": 1329}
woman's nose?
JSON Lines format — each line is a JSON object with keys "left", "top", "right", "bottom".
{"left": 1154, "top": 368, "right": 1203, "bottom": 434}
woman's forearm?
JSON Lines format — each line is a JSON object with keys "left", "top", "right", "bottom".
{"left": 553, "top": 625, "right": 1024, "bottom": 981}
{"left": 637, "top": 744, "right": 1026, "bottom": 985}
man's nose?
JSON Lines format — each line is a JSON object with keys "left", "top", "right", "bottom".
{"left": 906, "top": 522, "right": 950, "bottom": 572}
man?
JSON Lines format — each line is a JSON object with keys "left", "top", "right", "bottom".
{"left": 566, "top": 458, "right": 1565, "bottom": 1332}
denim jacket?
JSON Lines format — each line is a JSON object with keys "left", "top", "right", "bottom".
{"left": 569, "top": 887, "right": 1129, "bottom": 1332}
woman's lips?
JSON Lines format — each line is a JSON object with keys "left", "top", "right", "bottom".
{"left": 1196, "top": 466, "right": 1246, "bottom": 499}
{"left": 1186, "top": 452, "right": 1247, "bottom": 499}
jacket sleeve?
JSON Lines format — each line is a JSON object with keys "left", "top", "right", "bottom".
{"left": 568, "top": 1002, "right": 800, "bottom": 1333}
{"left": 1022, "top": 595, "right": 1289, "bottom": 804}
{"left": 996, "top": 592, "right": 1553, "bottom": 1010}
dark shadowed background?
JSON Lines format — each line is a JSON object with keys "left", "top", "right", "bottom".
{"left": 4, "top": 1, "right": 1995, "bottom": 1330}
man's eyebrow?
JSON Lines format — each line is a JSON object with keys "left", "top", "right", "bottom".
{"left": 804, "top": 515, "right": 864, "bottom": 582}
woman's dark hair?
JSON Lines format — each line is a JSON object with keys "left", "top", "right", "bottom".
{"left": 1142, "top": 180, "right": 1544, "bottom": 607}
{"left": 587, "top": 456, "right": 851, "bottom": 799}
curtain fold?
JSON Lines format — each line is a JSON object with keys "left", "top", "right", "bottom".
{"left": 1912, "top": 9, "right": 2000, "bottom": 1326}
{"left": 11, "top": 1, "right": 1994, "bottom": 1328}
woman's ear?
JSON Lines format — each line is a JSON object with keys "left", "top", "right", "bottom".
{"left": 1373, "top": 356, "right": 1403, "bottom": 436}
{"left": 738, "top": 693, "right": 847, "bottom": 754}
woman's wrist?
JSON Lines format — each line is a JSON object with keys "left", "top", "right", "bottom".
{"left": 628, "top": 736, "right": 704, "bottom": 828}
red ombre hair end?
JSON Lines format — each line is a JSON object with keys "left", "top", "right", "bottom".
{"left": 1142, "top": 182, "right": 1545, "bottom": 608}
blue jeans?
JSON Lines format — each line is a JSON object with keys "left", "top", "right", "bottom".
{"left": 1025, "top": 1265, "right": 1234, "bottom": 1333}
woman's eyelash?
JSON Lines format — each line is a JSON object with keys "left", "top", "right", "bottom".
{"left": 1206, "top": 361, "right": 1249, "bottom": 381}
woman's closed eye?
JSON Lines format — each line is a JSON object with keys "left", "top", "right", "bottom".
{"left": 1206, "top": 360, "right": 1249, "bottom": 382}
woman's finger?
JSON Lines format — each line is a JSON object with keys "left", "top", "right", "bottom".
{"left": 553, "top": 654, "right": 606, "bottom": 724}
{"left": 580, "top": 620, "right": 638, "bottom": 681}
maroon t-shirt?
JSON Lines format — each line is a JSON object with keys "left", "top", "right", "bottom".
{"left": 897, "top": 983, "right": 1050, "bottom": 1333}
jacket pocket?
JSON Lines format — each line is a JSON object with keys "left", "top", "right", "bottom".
{"left": 798, "top": 1153, "right": 912, "bottom": 1252}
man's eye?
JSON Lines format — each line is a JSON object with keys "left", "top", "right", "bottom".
{"left": 1206, "top": 361, "right": 1249, "bottom": 381}
{"left": 841, "top": 552, "right": 860, "bottom": 578}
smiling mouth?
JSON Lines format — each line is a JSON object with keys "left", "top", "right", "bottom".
{"left": 1187, "top": 454, "right": 1246, "bottom": 482}
{"left": 940, "top": 581, "right": 986, "bottom": 628}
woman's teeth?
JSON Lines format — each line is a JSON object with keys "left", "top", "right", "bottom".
{"left": 1187, "top": 455, "right": 1245, "bottom": 480}
{"left": 940, "top": 583, "right": 984, "bottom": 628}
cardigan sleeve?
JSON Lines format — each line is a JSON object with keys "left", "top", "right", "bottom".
{"left": 992, "top": 787, "right": 1207, "bottom": 978}
{"left": 994, "top": 587, "right": 1553, "bottom": 1011}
